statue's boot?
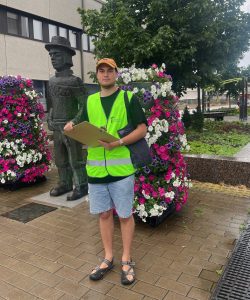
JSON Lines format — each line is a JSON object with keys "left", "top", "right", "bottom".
{"left": 50, "top": 184, "right": 73, "bottom": 197}
{"left": 67, "top": 185, "right": 88, "bottom": 201}
{"left": 50, "top": 167, "right": 73, "bottom": 196}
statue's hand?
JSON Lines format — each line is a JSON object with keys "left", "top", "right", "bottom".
{"left": 64, "top": 121, "right": 74, "bottom": 131}
{"left": 47, "top": 119, "right": 55, "bottom": 131}
{"left": 47, "top": 108, "right": 54, "bottom": 131}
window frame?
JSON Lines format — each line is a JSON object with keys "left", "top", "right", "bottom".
{"left": 0, "top": 5, "right": 83, "bottom": 50}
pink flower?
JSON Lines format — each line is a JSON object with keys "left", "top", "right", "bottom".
{"left": 169, "top": 124, "right": 177, "bottom": 133}
{"left": 175, "top": 203, "right": 182, "bottom": 212}
{"left": 155, "top": 111, "right": 161, "bottom": 117}
{"left": 158, "top": 187, "right": 165, "bottom": 197}
{"left": 138, "top": 197, "right": 146, "bottom": 204}
{"left": 26, "top": 79, "right": 32, "bottom": 87}
{"left": 158, "top": 71, "right": 165, "bottom": 78}
{"left": 159, "top": 146, "right": 166, "bottom": 153}
{"left": 134, "top": 184, "right": 140, "bottom": 192}
{"left": 139, "top": 175, "right": 145, "bottom": 182}
{"left": 152, "top": 191, "right": 158, "bottom": 198}
{"left": 152, "top": 64, "right": 157, "bottom": 69}
{"left": 165, "top": 197, "right": 171, "bottom": 204}
{"left": 148, "top": 174, "right": 155, "bottom": 181}
{"left": 161, "top": 154, "right": 169, "bottom": 161}
{"left": 164, "top": 173, "right": 172, "bottom": 181}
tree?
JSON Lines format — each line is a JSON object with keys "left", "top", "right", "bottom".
{"left": 182, "top": 106, "right": 192, "bottom": 129}
{"left": 79, "top": 0, "right": 250, "bottom": 95}
{"left": 219, "top": 64, "right": 242, "bottom": 106}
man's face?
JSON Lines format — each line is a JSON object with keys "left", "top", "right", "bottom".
{"left": 49, "top": 48, "right": 65, "bottom": 71}
{"left": 96, "top": 64, "right": 117, "bottom": 88}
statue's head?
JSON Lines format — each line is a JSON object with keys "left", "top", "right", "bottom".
{"left": 45, "top": 36, "right": 76, "bottom": 72}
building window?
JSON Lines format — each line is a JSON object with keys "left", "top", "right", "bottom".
{"left": 21, "top": 16, "right": 29, "bottom": 37}
{"left": 7, "top": 12, "right": 18, "bottom": 35}
{"left": 33, "top": 19, "right": 43, "bottom": 40}
{"left": 49, "top": 24, "right": 57, "bottom": 41}
{"left": 89, "top": 36, "right": 95, "bottom": 52}
{"left": 3, "top": 8, "right": 82, "bottom": 51}
{"left": 33, "top": 80, "right": 47, "bottom": 112}
{"left": 59, "top": 27, "right": 67, "bottom": 38}
{"left": 69, "top": 30, "right": 76, "bottom": 48}
{"left": 82, "top": 33, "right": 89, "bottom": 51}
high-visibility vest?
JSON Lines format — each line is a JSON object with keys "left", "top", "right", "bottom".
{"left": 86, "top": 90, "right": 135, "bottom": 178}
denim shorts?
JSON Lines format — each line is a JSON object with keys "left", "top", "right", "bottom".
{"left": 88, "top": 175, "right": 135, "bottom": 218}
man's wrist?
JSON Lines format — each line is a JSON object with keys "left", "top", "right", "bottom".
{"left": 118, "top": 138, "right": 124, "bottom": 146}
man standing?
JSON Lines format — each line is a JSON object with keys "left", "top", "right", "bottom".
{"left": 64, "top": 58, "right": 147, "bottom": 285}
{"left": 45, "top": 36, "right": 88, "bottom": 201}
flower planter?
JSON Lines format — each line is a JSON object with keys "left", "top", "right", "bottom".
{"left": 134, "top": 202, "right": 176, "bottom": 227}
{"left": 0, "top": 175, "right": 47, "bottom": 191}
{"left": 0, "top": 76, "right": 51, "bottom": 186}
{"left": 118, "top": 64, "right": 190, "bottom": 225}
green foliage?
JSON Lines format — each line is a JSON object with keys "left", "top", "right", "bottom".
{"left": 241, "top": 65, "right": 250, "bottom": 81}
{"left": 194, "top": 207, "right": 204, "bottom": 217}
{"left": 182, "top": 106, "right": 192, "bottom": 129}
{"left": 191, "top": 106, "right": 204, "bottom": 132}
{"left": 186, "top": 120, "right": 250, "bottom": 156}
{"left": 239, "top": 223, "right": 247, "bottom": 232}
{"left": 216, "top": 269, "right": 223, "bottom": 276}
{"left": 78, "top": 0, "right": 250, "bottom": 95}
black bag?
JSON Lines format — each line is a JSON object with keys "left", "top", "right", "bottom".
{"left": 117, "top": 92, "right": 152, "bottom": 168}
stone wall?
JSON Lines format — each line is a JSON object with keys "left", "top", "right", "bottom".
{"left": 185, "top": 154, "right": 250, "bottom": 188}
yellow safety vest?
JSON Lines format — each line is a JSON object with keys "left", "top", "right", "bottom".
{"left": 86, "top": 90, "right": 136, "bottom": 178}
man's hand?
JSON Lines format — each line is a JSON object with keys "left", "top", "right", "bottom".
{"left": 98, "top": 140, "right": 119, "bottom": 150}
{"left": 64, "top": 121, "right": 74, "bottom": 131}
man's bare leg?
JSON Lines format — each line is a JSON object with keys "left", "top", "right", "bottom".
{"left": 120, "top": 215, "right": 135, "bottom": 281}
{"left": 91, "top": 209, "right": 114, "bottom": 274}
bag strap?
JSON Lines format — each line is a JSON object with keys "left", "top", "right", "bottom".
{"left": 124, "top": 91, "right": 133, "bottom": 125}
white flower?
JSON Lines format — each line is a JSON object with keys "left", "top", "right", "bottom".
{"left": 165, "top": 191, "right": 175, "bottom": 199}
{"left": 173, "top": 179, "right": 181, "bottom": 187}
{"left": 142, "top": 190, "right": 150, "bottom": 199}
{"left": 1, "top": 178, "right": 5, "bottom": 184}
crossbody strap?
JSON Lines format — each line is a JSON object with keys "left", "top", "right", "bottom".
{"left": 124, "top": 91, "right": 133, "bottom": 125}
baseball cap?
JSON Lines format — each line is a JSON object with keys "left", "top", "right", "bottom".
{"left": 96, "top": 58, "right": 118, "bottom": 71}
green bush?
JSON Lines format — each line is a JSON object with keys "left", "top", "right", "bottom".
{"left": 192, "top": 106, "right": 204, "bottom": 132}
{"left": 185, "top": 120, "right": 250, "bottom": 156}
{"left": 181, "top": 106, "right": 192, "bottom": 129}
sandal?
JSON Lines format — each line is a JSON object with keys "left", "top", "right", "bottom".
{"left": 89, "top": 258, "right": 114, "bottom": 281}
{"left": 121, "top": 260, "right": 136, "bottom": 285}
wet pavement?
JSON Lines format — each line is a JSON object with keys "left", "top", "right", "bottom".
{"left": 0, "top": 169, "right": 250, "bottom": 299}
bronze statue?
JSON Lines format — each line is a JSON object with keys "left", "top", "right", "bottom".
{"left": 45, "top": 36, "right": 88, "bottom": 201}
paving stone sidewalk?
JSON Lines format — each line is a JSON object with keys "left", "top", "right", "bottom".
{"left": 0, "top": 169, "right": 250, "bottom": 300}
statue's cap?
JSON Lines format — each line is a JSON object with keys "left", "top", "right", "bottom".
{"left": 96, "top": 58, "right": 118, "bottom": 71}
{"left": 45, "top": 36, "right": 76, "bottom": 56}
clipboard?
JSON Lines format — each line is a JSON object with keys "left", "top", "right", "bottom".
{"left": 63, "top": 121, "right": 118, "bottom": 147}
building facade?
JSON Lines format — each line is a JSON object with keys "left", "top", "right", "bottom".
{"left": 0, "top": 0, "right": 104, "bottom": 110}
